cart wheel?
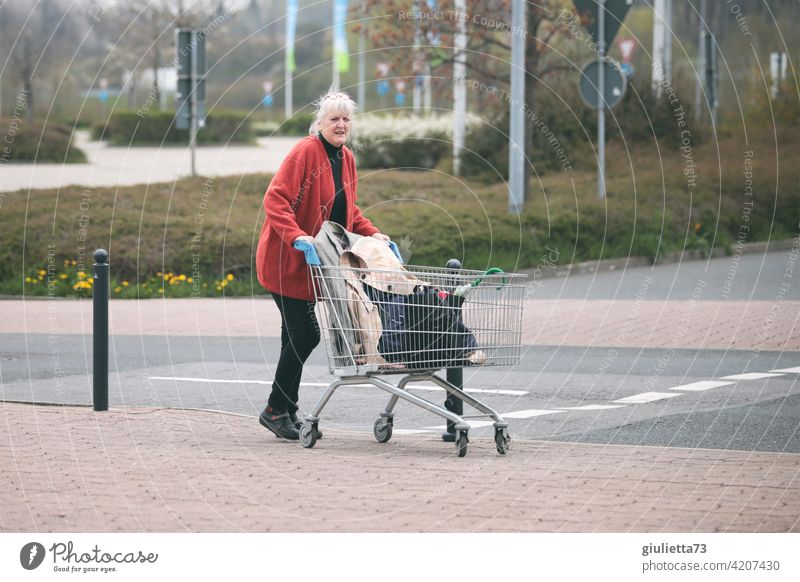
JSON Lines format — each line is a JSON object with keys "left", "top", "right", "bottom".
{"left": 495, "top": 428, "right": 510, "bottom": 455}
{"left": 300, "top": 423, "right": 317, "bottom": 448}
{"left": 456, "top": 432, "right": 468, "bottom": 457}
{"left": 373, "top": 418, "right": 393, "bottom": 443}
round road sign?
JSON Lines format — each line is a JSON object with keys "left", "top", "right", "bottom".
{"left": 579, "top": 60, "right": 627, "bottom": 110}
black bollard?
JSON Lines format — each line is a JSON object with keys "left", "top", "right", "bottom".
{"left": 442, "top": 258, "right": 464, "bottom": 442}
{"left": 93, "top": 249, "right": 109, "bottom": 411}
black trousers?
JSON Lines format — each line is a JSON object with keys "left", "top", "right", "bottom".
{"left": 267, "top": 293, "right": 321, "bottom": 414}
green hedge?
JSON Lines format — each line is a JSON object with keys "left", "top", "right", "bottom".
{"left": 276, "top": 113, "right": 314, "bottom": 136}
{"left": 0, "top": 117, "right": 86, "bottom": 163}
{"left": 92, "top": 110, "right": 254, "bottom": 145}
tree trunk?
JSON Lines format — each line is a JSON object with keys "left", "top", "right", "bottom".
{"left": 23, "top": 76, "right": 33, "bottom": 123}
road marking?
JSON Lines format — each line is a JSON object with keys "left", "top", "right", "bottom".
{"left": 425, "top": 420, "right": 495, "bottom": 430}
{"left": 720, "top": 372, "right": 785, "bottom": 381}
{"left": 770, "top": 366, "right": 800, "bottom": 373}
{"left": 392, "top": 429, "right": 437, "bottom": 435}
{"left": 556, "top": 404, "right": 626, "bottom": 411}
{"left": 150, "top": 376, "right": 272, "bottom": 385}
{"left": 670, "top": 380, "right": 735, "bottom": 392}
{"left": 148, "top": 376, "right": 527, "bottom": 396}
{"left": 501, "top": 409, "right": 563, "bottom": 418}
{"left": 612, "top": 392, "right": 681, "bottom": 404}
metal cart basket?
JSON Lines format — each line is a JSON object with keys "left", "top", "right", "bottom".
{"left": 294, "top": 240, "right": 527, "bottom": 457}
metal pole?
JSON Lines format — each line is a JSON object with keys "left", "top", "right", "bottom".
{"left": 93, "top": 249, "right": 109, "bottom": 412}
{"left": 442, "top": 258, "right": 463, "bottom": 442}
{"left": 652, "top": 0, "right": 665, "bottom": 97}
{"left": 704, "top": 31, "right": 717, "bottom": 126}
{"left": 664, "top": 0, "right": 672, "bottom": 86}
{"left": 358, "top": 28, "right": 366, "bottom": 110}
{"left": 597, "top": 1, "right": 606, "bottom": 200}
{"left": 332, "top": 0, "right": 339, "bottom": 89}
{"left": 509, "top": 0, "right": 525, "bottom": 213}
{"left": 413, "top": 1, "right": 421, "bottom": 114}
{"left": 694, "top": 0, "right": 706, "bottom": 122}
{"left": 452, "top": 0, "right": 467, "bottom": 176}
{"left": 190, "top": 31, "right": 198, "bottom": 178}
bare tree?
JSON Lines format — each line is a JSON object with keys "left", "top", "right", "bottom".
{"left": 362, "top": 0, "right": 574, "bottom": 201}
{"left": 1, "top": 0, "right": 81, "bottom": 121}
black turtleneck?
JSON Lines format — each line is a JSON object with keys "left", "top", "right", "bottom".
{"left": 318, "top": 132, "right": 347, "bottom": 226}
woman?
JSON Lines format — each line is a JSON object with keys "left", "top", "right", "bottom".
{"left": 255, "top": 90, "right": 390, "bottom": 440}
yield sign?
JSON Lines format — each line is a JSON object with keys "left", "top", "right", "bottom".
{"left": 616, "top": 37, "right": 637, "bottom": 62}
{"left": 572, "top": 0, "right": 633, "bottom": 46}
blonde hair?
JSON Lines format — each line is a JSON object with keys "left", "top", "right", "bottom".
{"left": 309, "top": 89, "right": 357, "bottom": 135}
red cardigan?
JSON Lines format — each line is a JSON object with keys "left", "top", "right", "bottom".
{"left": 256, "top": 135, "right": 379, "bottom": 300}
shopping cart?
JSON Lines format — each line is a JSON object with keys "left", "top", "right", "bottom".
{"left": 293, "top": 240, "right": 527, "bottom": 457}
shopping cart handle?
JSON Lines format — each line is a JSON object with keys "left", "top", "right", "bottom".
{"left": 294, "top": 238, "right": 400, "bottom": 266}
{"left": 293, "top": 240, "right": 321, "bottom": 265}
{"left": 388, "top": 240, "right": 403, "bottom": 264}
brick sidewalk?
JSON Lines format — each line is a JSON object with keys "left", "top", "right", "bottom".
{"left": 1, "top": 403, "right": 798, "bottom": 533}
{"left": 1, "top": 298, "right": 798, "bottom": 351}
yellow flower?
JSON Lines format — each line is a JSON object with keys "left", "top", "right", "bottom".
{"left": 178, "top": 274, "right": 187, "bottom": 281}
{"left": 38, "top": 269, "right": 46, "bottom": 276}
{"left": 59, "top": 273, "right": 67, "bottom": 280}
{"left": 122, "top": 281, "right": 129, "bottom": 287}
{"left": 203, "top": 283, "right": 208, "bottom": 288}
{"left": 694, "top": 223, "right": 702, "bottom": 233}
{"left": 114, "top": 287, "right": 122, "bottom": 293}
{"left": 158, "top": 288, "right": 164, "bottom": 294}
{"left": 187, "top": 277, "right": 193, "bottom": 284}
{"left": 215, "top": 285, "right": 222, "bottom": 292}
{"left": 77, "top": 271, "right": 86, "bottom": 279}
{"left": 25, "top": 277, "right": 32, "bottom": 283}
{"left": 71, "top": 260, "right": 77, "bottom": 266}
{"left": 220, "top": 280, "right": 228, "bottom": 288}
{"left": 226, "top": 273, "right": 234, "bottom": 281}
{"left": 156, "top": 271, "right": 163, "bottom": 277}
{"left": 63, "top": 260, "right": 69, "bottom": 267}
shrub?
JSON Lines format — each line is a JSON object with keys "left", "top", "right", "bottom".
{"left": 91, "top": 110, "right": 253, "bottom": 145}
{"left": 461, "top": 114, "right": 510, "bottom": 181}
{"left": 0, "top": 117, "right": 87, "bottom": 163}
{"left": 276, "top": 112, "right": 315, "bottom": 136}
{"left": 351, "top": 114, "right": 467, "bottom": 170}
{"left": 747, "top": 78, "right": 800, "bottom": 129}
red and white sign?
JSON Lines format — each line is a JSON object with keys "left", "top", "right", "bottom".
{"left": 616, "top": 37, "right": 637, "bottom": 63}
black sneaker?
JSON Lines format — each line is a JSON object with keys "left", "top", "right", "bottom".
{"left": 289, "top": 411, "right": 322, "bottom": 439}
{"left": 259, "top": 407, "right": 300, "bottom": 440}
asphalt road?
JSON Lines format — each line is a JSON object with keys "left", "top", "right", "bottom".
{"left": 2, "top": 248, "right": 798, "bottom": 454}
{"left": 529, "top": 244, "right": 799, "bottom": 301}
{"left": 2, "top": 333, "right": 798, "bottom": 453}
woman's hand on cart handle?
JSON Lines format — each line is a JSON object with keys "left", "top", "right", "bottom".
{"left": 293, "top": 236, "right": 321, "bottom": 266}
{"left": 371, "top": 233, "right": 391, "bottom": 244}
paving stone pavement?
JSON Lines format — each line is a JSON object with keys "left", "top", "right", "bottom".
{"left": 1, "top": 298, "right": 798, "bottom": 351}
{"left": 1, "top": 403, "right": 798, "bottom": 533}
